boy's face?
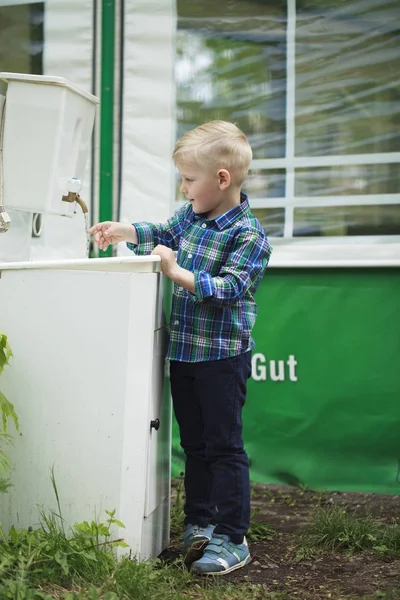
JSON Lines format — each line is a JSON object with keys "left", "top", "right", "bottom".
{"left": 177, "top": 163, "right": 225, "bottom": 216}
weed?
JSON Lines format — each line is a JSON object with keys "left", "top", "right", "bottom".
{"left": 348, "top": 592, "right": 400, "bottom": 600}
{"left": 0, "top": 333, "right": 18, "bottom": 494}
{"left": 113, "top": 557, "right": 193, "bottom": 600}
{"left": 248, "top": 508, "right": 275, "bottom": 542}
{"left": 0, "top": 506, "right": 127, "bottom": 590}
{"left": 170, "top": 473, "right": 185, "bottom": 538}
{"left": 297, "top": 506, "right": 400, "bottom": 558}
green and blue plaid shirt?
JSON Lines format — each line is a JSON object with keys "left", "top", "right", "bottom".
{"left": 128, "top": 194, "right": 272, "bottom": 362}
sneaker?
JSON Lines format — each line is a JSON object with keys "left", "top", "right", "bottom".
{"left": 183, "top": 524, "right": 215, "bottom": 566}
{"left": 190, "top": 534, "right": 251, "bottom": 575}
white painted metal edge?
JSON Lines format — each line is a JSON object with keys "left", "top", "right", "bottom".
{"left": 250, "top": 153, "right": 400, "bottom": 170}
{"left": 268, "top": 241, "right": 400, "bottom": 268}
{"left": 0, "top": 248, "right": 398, "bottom": 273}
{"left": 269, "top": 259, "right": 400, "bottom": 268}
{"left": 0, "top": 72, "right": 99, "bottom": 104}
{"left": 0, "top": 255, "right": 161, "bottom": 273}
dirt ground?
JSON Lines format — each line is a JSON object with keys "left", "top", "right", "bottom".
{"left": 163, "top": 483, "right": 400, "bottom": 599}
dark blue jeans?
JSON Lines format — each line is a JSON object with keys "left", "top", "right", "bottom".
{"left": 170, "top": 352, "right": 252, "bottom": 544}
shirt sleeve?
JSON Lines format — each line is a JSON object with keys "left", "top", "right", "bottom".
{"left": 127, "top": 204, "right": 189, "bottom": 255}
{"left": 193, "top": 228, "right": 272, "bottom": 306}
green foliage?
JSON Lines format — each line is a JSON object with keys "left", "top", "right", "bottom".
{"left": 247, "top": 508, "right": 275, "bottom": 542}
{"left": 170, "top": 474, "right": 185, "bottom": 539}
{"left": 0, "top": 333, "right": 13, "bottom": 376}
{"left": 0, "top": 508, "right": 127, "bottom": 591}
{"left": 0, "top": 332, "right": 18, "bottom": 493}
{"left": 113, "top": 557, "right": 192, "bottom": 600}
{"left": 298, "top": 506, "right": 400, "bottom": 557}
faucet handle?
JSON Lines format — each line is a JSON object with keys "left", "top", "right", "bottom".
{"left": 67, "top": 178, "right": 82, "bottom": 194}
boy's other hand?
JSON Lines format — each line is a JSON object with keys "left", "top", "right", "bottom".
{"left": 88, "top": 221, "right": 135, "bottom": 251}
{"left": 151, "top": 245, "right": 178, "bottom": 277}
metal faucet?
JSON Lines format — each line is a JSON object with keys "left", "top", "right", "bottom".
{"left": 62, "top": 178, "right": 88, "bottom": 214}
{"left": 0, "top": 204, "right": 11, "bottom": 232}
{"left": 61, "top": 192, "right": 88, "bottom": 214}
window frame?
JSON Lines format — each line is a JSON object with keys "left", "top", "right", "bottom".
{"left": 174, "top": 0, "right": 400, "bottom": 263}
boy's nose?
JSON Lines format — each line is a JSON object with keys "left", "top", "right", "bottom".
{"left": 180, "top": 182, "right": 186, "bottom": 194}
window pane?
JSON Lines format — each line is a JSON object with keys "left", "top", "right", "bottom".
{"left": 243, "top": 169, "right": 285, "bottom": 199}
{"left": 293, "top": 205, "right": 400, "bottom": 237}
{"left": 295, "top": 0, "right": 400, "bottom": 156}
{"left": 295, "top": 164, "right": 400, "bottom": 196}
{"left": 0, "top": 3, "right": 44, "bottom": 74}
{"left": 176, "top": 0, "right": 287, "bottom": 159}
{"left": 251, "top": 207, "right": 285, "bottom": 237}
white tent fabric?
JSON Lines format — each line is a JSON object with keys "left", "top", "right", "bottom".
{"left": 117, "top": 0, "right": 176, "bottom": 256}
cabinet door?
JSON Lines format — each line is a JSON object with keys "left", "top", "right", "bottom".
{"left": 144, "top": 327, "right": 171, "bottom": 517}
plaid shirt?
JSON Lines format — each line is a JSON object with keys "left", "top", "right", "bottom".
{"left": 127, "top": 194, "right": 272, "bottom": 362}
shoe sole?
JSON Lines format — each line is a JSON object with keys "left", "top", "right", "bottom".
{"left": 184, "top": 539, "right": 210, "bottom": 567}
{"left": 192, "top": 554, "right": 252, "bottom": 576}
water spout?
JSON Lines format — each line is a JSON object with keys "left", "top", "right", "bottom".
{"left": 61, "top": 191, "right": 90, "bottom": 257}
{"left": 0, "top": 92, "right": 10, "bottom": 232}
{"left": 62, "top": 192, "right": 88, "bottom": 214}
{"left": 0, "top": 205, "right": 11, "bottom": 232}
{"left": 84, "top": 212, "right": 90, "bottom": 258}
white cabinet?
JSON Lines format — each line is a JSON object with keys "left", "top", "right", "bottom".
{"left": 0, "top": 256, "right": 171, "bottom": 559}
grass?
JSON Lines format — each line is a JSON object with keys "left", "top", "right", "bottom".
{"left": 0, "top": 472, "right": 274, "bottom": 600}
{"left": 296, "top": 505, "right": 400, "bottom": 559}
{"left": 0, "top": 509, "right": 124, "bottom": 589}
{"left": 1, "top": 478, "right": 399, "bottom": 600}
{"left": 0, "top": 507, "right": 265, "bottom": 600}
{"left": 347, "top": 594, "right": 400, "bottom": 600}
{"left": 170, "top": 473, "right": 186, "bottom": 538}
{"left": 0, "top": 505, "right": 398, "bottom": 600}
{"left": 0, "top": 469, "right": 275, "bottom": 600}
{"left": 247, "top": 508, "right": 275, "bottom": 542}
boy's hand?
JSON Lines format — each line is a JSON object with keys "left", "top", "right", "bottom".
{"left": 151, "top": 245, "right": 178, "bottom": 277}
{"left": 88, "top": 221, "right": 136, "bottom": 251}
{"left": 152, "top": 245, "right": 196, "bottom": 293}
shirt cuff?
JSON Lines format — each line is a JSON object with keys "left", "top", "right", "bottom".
{"left": 194, "top": 270, "right": 215, "bottom": 300}
{"left": 126, "top": 223, "right": 154, "bottom": 255}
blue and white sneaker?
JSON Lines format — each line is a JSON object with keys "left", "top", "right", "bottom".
{"left": 191, "top": 534, "right": 251, "bottom": 575}
{"left": 183, "top": 524, "right": 215, "bottom": 566}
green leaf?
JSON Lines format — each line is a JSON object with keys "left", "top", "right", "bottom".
{"left": 0, "top": 447, "right": 12, "bottom": 474}
{"left": 104, "top": 593, "right": 119, "bottom": 600}
{"left": 74, "top": 521, "right": 92, "bottom": 534}
{"left": 98, "top": 524, "right": 111, "bottom": 537}
{"left": 81, "top": 551, "right": 99, "bottom": 562}
{"left": 0, "top": 391, "right": 19, "bottom": 433}
{"left": 0, "top": 476, "right": 12, "bottom": 493}
{"left": 111, "top": 540, "right": 129, "bottom": 548}
{"left": 0, "top": 333, "right": 12, "bottom": 376}
{"left": 54, "top": 550, "right": 70, "bottom": 576}
{"left": 110, "top": 518, "right": 125, "bottom": 529}
{"left": 86, "top": 587, "right": 100, "bottom": 600}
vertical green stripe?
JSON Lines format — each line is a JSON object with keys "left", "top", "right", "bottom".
{"left": 99, "top": 0, "right": 115, "bottom": 257}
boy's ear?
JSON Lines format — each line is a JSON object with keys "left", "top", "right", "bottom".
{"left": 217, "top": 169, "right": 231, "bottom": 189}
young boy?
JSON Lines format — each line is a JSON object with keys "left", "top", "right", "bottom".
{"left": 89, "top": 121, "right": 272, "bottom": 575}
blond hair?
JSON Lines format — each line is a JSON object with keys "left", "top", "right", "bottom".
{"left": 173, "top": 120, "right": 253, "bottom": 186}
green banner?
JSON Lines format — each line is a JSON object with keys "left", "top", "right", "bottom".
{"left": 172, "top": 268, "right": 400, "bottom": 494}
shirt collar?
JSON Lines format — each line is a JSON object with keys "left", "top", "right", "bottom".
{"left": 192, "top": 193, "right": 250, "bottom": 230}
